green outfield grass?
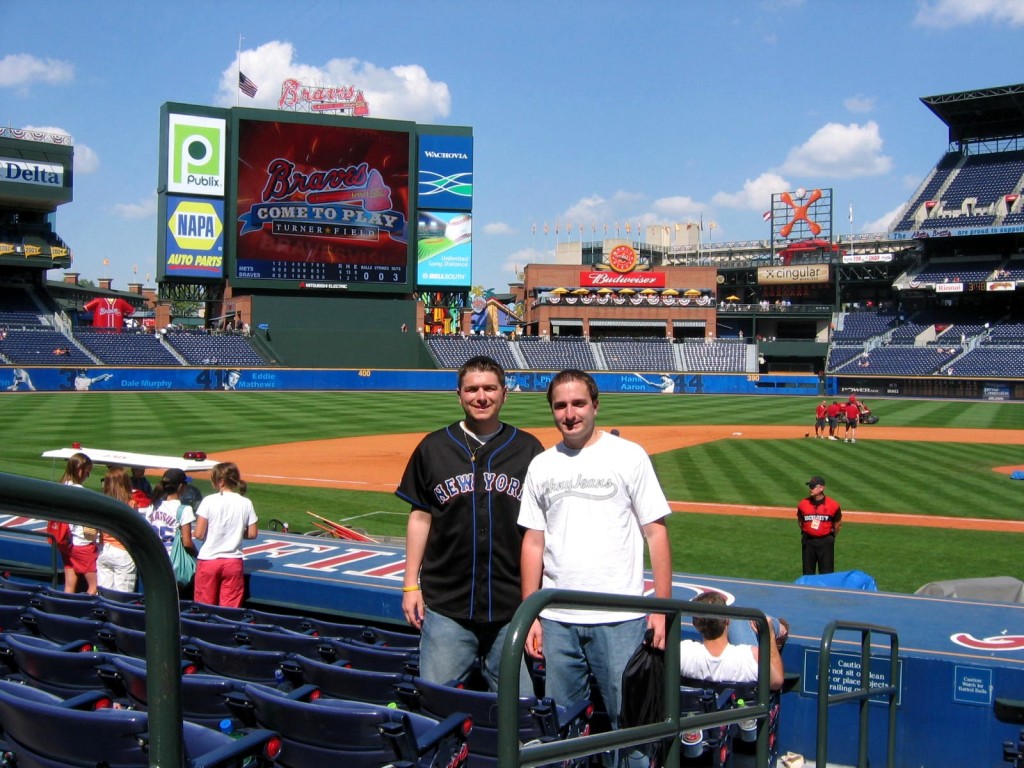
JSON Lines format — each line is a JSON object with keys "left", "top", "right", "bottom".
{"left": 2, "top": 391, "right": 1022, "bottom": 593}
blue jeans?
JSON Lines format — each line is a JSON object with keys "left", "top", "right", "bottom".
{"left": 727, "top": 615, "right": 782, "bottom": 645}
{"left": 540, "top": 617, "right": 647, "bottom": 766}
{"left": 420, "top": 607, "right": 533, "bottom": 694}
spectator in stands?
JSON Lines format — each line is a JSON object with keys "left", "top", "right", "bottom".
{"left": 826, "top": 400, "right": 843, "bottom": 440}
{"left": 519, "top": 369, "right": 672, "bottom": 761}
{"left": 680, "top": 591, "right": 784, "bottom": 691}
{"left": 397, "top": 355, "right": 542, "bottom": 693}
{"left": 57, "top": 452, "right": 93, "bottom": 593}
{"left": 147, "top": 468, "right": 198, "bottom": 594}
{"left": 193, "top": 462, "right": 258, "bottom": 607}
{"left": 797, "top": 476, "right": 842, "bottom": 575}
{"left": 130, "top": 466, "right": 153, "bottom": 496}
{"left": 96, "top": 466, "right": 145, "bottom": 593}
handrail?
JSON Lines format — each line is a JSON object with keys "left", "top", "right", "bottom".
{"left": 0, "top": 472, "right": 184, "bottom": 768}
{"left": 816, "top": 620, "right": 900, "bottom": 768}
{"left": 497, "top": 588, "right": 776, "bottom": 768}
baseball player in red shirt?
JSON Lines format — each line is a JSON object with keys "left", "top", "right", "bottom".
{"left": 843, "top": 399, "right": 861, "bottom": 442}
{"left": 814, "top": 400, "right": 828, "bottom": 438}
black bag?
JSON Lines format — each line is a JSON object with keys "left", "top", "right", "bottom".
{"left": 620, "top": 629, "right": 667, "bottom": 764}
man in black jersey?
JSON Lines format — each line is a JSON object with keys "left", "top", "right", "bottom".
{"left": 397, "top": 355, "right": 543, "bottom": 692}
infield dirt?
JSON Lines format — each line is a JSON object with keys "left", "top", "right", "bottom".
{"left": 218, "top": 425, "right": 1024, "bottom": 533}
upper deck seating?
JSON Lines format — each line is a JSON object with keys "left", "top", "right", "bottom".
{"left": 832, "top": 310, "right": 899, "bottom": 342}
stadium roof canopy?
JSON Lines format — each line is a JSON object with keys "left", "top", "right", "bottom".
{"left": 921, "top": 83, "right": 1024, "bottom": 144}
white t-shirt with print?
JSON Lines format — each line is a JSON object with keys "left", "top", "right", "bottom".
{"left": 518, "top": 431, "right": 671, "bottom": 623}
{"left": 146, "top": 499, "right": 197, "bottom": 554}
{"left": 679, "top": 640, "right": 758, "bottom": 684}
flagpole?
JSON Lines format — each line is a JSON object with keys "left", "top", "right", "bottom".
{"left": 236, "top": 35, "right": 243, "bottom": 107}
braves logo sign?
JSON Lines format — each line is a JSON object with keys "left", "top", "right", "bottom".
{"left": 950, "top": 632, "right": 1024, "bottom": 651}
{"left": 779, "top": 188, "right": 823, "bottom": 238}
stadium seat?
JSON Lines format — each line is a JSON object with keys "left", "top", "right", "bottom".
{"left": 396, "top": 675, "right": 593, "bottom": 768}
{"left": 0, "top": 632, "right": 108, "bottom": 697}
{"left": 27, "top": 591, "right": 102, "bottom": 620}
{"left": 18, "top": 606, "right": 102, "bottom": 646}
{"left": 97, "top": 654, "right": 247, "bottom": 729}
{"left": 325, "top": 637, "right": 419, "bottom": 674}
{"left": 278, "top": 654, "right": 410, "bottom": 706}
{"left": 183, "top": 637, "right": 291, "bottom": 686}
{"left": 0, "top": 676, "right": 281, "bottom": 768}
{"left": 227, "top": 681, "right": 472, "bottom": 768}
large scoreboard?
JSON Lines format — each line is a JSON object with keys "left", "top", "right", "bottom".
{"left": 157, "top": 103, "right": 472, "bottom": 293}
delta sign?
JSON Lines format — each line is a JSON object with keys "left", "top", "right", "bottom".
{"left": 164, "top": 196, "right": 224, "bottom": 278}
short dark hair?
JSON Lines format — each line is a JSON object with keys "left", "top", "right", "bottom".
{"left": 457, "top": 355, "right": 506, "bottom": 389}
{"left": 692, "top": 591, "right": 728, "bottom": 640}
{"left": 546, "top": 369, "right": 599, "bottom": 406}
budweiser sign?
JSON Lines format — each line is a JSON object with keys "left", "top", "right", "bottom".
{"left": 581, "top": 271, "right": 666, "bottom": 288}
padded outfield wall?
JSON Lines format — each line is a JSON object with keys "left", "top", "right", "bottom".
{"left": 0, "top": 367, "right": 825, "bottom": 395}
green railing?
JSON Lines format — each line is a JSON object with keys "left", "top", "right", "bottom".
{"left": 0, "top": 472, "right": 184, "bottom": 768}
{"left": 497, "top": 588, "right": 777, "bottom": 768}
{"left": 816, "top": 620, "right": 900, "bottom": 768}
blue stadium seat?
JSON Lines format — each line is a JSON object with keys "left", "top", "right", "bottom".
{"left": 396, "top": 675, "right": 593, "bottom": 768}
{"left": 228, "top": 682, "right": 472, "bottom": 768}
{"left": 0, "top": 676, "right": 281, "bottom": 768}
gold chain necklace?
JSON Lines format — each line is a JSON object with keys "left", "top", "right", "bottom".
{"left": 461, "top": 423, "right": 486, "bottom": 463}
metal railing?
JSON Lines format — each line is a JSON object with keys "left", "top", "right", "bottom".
{"left": 0, "top": 472, "right": 184, "bottom": 768}
{"left": 816, "top": 620, "right": 900, "bottom": 768}
{"left": 497, "top": 588, "right": 776, "bottom": 768}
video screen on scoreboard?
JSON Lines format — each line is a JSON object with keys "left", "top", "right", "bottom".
{"left": 417, "top": 211, "right": 472, "bottom": 286}
{"left": 232, "top": 116, "right": 411, "bottom": 291}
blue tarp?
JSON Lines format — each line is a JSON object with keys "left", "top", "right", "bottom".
{"left": 794, "top": 569, "right": 878, "bottom": 591}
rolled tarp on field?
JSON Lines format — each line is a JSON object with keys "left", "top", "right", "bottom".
{"left": 915, "top": 576, "right": 1024, "bottom": 603}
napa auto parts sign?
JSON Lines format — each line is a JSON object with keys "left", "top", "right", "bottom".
{"left": 165, "top": 195, "right": 224, "bottom": 278}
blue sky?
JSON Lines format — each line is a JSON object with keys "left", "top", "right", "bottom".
{"left": 4, "top": 0, "right": 1024, "bottom": 293}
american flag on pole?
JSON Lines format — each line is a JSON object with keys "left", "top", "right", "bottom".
{"left": 238, "top": 71, "right": 258, "bottom": 98}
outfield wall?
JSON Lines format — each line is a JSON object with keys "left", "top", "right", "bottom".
{"left": 0, "top": 366, "right": 825, "bottom": 395}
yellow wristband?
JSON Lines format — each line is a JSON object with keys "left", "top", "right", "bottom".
{"left": 402, "top": 585, "right": 420, "bottom": 592}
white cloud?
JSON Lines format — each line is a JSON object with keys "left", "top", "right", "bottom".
{"left": 0, "top": 54, "right": 74, "bottom": 88}
{"left": 843, "top": 94, "right": 875, "bottom": 113}
{"left": 914, "top": 0, "right": 1024, "bottom": 28}
{"left": 74, "top": 144, "right": 100, "bottom": 174}
{"left": 113, "top": 193, "right": 157, "bottom": 220}
{"left": 488, "top": 246, "right": 545, "bottom": 286}
{"left": 20, "top": 125, "right": 98, "bottom": 173}
{"left": 219, "top": 41, "right": 451, "bottom": 122}
{"left": 861, "top": 204, "right": 904, "bottom": 233}
{"left": 779, "top": 121, "right": 892, "bottom": 178}
{"left": 713, "top": 172, "right": 790, "bottom": 211}
{"left": 653, "top": 195, "right": 703, "bottom": 218}
{"left": 483, "top": 222, "right": 514, "bottom": 235}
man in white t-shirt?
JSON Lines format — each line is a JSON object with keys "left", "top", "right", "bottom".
{"left": 680, "top": 591, "right": 784, "bottom": 691}
{"left": 519, "top": 369, "right": 672, "bottom": 763}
